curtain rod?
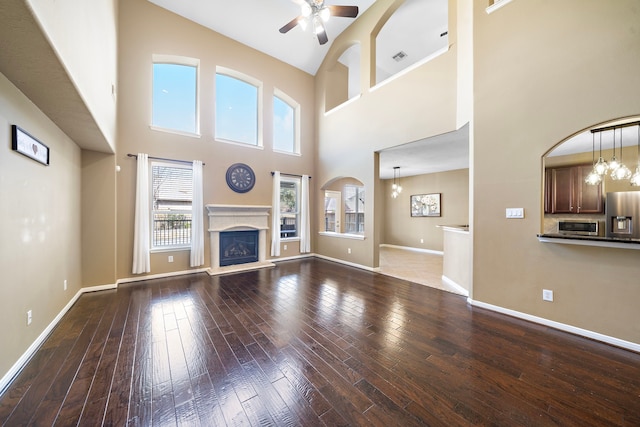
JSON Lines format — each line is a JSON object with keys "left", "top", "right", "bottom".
{"left": 271, "top": 171, "right": 311, "bottom": 179}
{"left": 590, "top": 120, "right": 640, "bottom": 134}
{"left": 127, "top": 153, "right": 205, "bottom": 166}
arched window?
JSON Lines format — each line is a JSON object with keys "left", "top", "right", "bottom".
{"left": 215, "top": 67, "right": 262, "bottom": 147}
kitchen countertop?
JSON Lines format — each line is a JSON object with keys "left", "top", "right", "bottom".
{"left": 537, "top": 233, "right": 640, "bottom": 250}
{"left": 438, "top": 224, "right": 470, "bottom": 232}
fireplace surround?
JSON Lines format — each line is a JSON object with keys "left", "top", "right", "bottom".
{"left": 206, "top": 204, "right": 274, "bottom": 275}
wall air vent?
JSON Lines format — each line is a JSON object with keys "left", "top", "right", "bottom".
{"left": 392, "top": 51, "right": 407, "bottom": 62}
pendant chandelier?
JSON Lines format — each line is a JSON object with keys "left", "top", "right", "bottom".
{"left": 391, "top": 166, "right": 402, "bottom": 198}
{"left": 586, "top": 121, "right": 640, "bottom": 186}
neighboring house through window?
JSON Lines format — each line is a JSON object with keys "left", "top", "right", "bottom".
{"left": 151, "top": 55, "right": 199, "bottom": 135}
{"left": 151, "top": 161, "right": 193, "bottom": 249}
{"left": 344, "top": 185, "right": 365, "bottom": 234}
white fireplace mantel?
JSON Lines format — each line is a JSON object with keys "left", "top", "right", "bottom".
{"left": 205, "top": 204, "right": 274, "bottom": 275}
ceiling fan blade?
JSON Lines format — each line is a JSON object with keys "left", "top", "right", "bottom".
{"left": 317, "top": 27, "right": 329, "bottom": 45}
{"left": 328, "top": 5, "right": 359, "bottom": 18}
{"left": 279, "top": 16, "right": 302, "bottom": 33}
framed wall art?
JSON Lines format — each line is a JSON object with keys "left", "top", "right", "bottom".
{"left": 411, "top": 193, "right": 441, "bottom": 217}
{"left": 12, "top": 125, "right": 49, "bottom": 166}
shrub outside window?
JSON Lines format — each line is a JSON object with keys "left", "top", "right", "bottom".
{"left": 151, "top": 162, "right": 193, "bottom": 249}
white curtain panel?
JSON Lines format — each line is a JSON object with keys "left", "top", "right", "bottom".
{"left": 132, "top": 153, "right": 151, "bottom": 274}
{"left": 270, "top": 171, "right": 281, "bottom": 257}
{"left": 300, "top": 174, "right": 311, "bottom": 253}
{"left": 190, "top": 160, "right": 204, "bottom": 267}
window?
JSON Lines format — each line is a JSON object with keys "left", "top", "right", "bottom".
{"left": 151, "top": 162, "right": 193, "bottom": 249}
{"left": 324, "top": 190, "right": 341, "bottom": 232}
{"left": 273, "top": 89, "right": 300, "bottom": 154}
{"left": 152, "top": 56, "right": 198, "bottom": 134}
{"left": 344, "top": 185, "right": 365, "bottom": 234}
{"left": 215, "top": 68, "right": 261, "bottom": 146}
{"left": 280, "top": 177, "right": 300, "bottom": 239}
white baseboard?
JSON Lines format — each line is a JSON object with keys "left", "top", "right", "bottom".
{"left": 313, "top": 253, "right": 375, "bottom": 272}
{"left": 441, "top": 275, "right": 469, "bottom": 296}
{"left": 380, "top": 243, "right": 443, "bottom": 256}
{"left": 468, "top": 298, "right": 640, "bottom": 353}
{"left": 117, "top": 268, "right": 209, "bottom": 285}
{"left": 0, "top": 286, "right": 93, "bottom": 395}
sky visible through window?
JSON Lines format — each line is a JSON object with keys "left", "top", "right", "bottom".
{"left": 215, "top": 73, "right": 258, "bottom": 145}
{"left": 152, "top": 63, "right": 197, "bottom": 133}
{"left": 273, "top": 96, "right": 295, "bottom": 152}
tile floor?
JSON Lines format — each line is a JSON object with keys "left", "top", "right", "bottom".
{"left": 378, "top": 245, "right": 465, "bottom": 295}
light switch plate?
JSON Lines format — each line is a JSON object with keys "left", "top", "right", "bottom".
{"left": 506, "top": 208, "right": 524, "bottom": 218}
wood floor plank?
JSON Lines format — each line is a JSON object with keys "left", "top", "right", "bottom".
{"left": 1, "top": 259, "right": 639, "bottom": 426}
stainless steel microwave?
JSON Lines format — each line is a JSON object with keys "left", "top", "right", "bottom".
{"left": 557, "top": 220, "right": 599, "bottom": 236}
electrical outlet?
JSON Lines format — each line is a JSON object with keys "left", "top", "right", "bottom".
{"left": 27, "top": 310, "right": 32, "bottom": 326}
{"left": 168, "top": 256, "right": 174, "bottom": 263}
{"left": 348, "top": 248, "right": 351, "bottom": 254}
{"left": 284, "top": 244, "right": 288, "bottom": 251}
{"left": 420, "top": 238, "right": 424, "bottom": 244}
{"left": 542, "top": 289, "right": 554, "bottom": 302}
{"left": 64, "top": 279, "right": 67, "bottom": 291}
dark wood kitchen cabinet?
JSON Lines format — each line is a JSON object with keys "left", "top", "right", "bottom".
{"left": 546, "top": 165, "right": 603, "bottom": 214}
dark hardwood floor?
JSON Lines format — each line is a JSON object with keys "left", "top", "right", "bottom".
{"left": 1, "top": 258, "right": 639, "bottom": 426}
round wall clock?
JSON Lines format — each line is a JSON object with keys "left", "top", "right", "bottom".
{"left": 225, "top": 163, "right": 256, "bottom": 193}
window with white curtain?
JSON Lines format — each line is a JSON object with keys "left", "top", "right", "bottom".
{"left": 280, "top": 177, "right": 300, "bottom": 239}
{"left": 151, "top": 161, "right": 193, "bottom": 249}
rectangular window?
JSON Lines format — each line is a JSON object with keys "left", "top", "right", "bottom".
{"left": 151, "top": 162, "right": 193, "bottom": 249}
{"left": 280, "top": 178, "right": 300, "bottom": 239}
{"left": 344, "top": 185, "right": 365, "bottom": 234}
{"left": 152, "top": 57, "right": 198, "bottom": 135}
{"left": 215, "top": 70, "right": 260, "bottom": 146}
{"left": 273, "top": 89, "right": 299, "bottom": 154}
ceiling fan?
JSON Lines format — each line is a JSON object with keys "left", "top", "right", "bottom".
{"left": 279, "top": 0, "right": 359, "bottom": 45}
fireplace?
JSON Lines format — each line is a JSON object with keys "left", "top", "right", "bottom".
{"left": 206, "top": 204, "right": 274, "bottom": 275}
{"left": 220, "top": 230, "right": 259, "bottom": 266}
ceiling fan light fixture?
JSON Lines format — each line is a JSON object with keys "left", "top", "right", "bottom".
{"left": 298, "top": 18, "right": 308, "bottom": 31}
{"left": 312, "top": 15, "right": 325, "bottom": 35}
{"left": 319, "top": 7, "right": 331, "bottom": 22}
{"left": 301, "top": 2, "right": 312, "bottom": 17}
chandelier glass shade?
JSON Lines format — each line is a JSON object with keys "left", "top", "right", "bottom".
{"left": 391, "top": 166, "right": 402, "bottom": 198}
{"left": 586, "top": 122, "right": 640, "bottom": 186}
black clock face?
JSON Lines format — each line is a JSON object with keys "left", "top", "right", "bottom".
{"left": 226, "top": 163, "right": 255, "bottom": 193}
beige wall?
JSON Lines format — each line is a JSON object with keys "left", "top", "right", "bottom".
{"left": 473, "top": 0, "right": 640, "bottom": 342}
{"left": 383, "top": 169, "right": 469, "bottom": 252}
{"left": 0, "top": 72, "right": 82, "bottom": 377}
{"left": 115, "top": 0, "right": 316, "bottom": 279}
{"left": 27, "top": 0, "right": 118, "bottom": 150}
{"left": 315, "top": 0, "right": 462, "bottom": 268}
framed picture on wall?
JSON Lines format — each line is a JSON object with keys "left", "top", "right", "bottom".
{"left": 11, "top": 125, "right": 49, "bottom": 166}
{"left": 411, "top": 193, "right": 441, "bottom": 217}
